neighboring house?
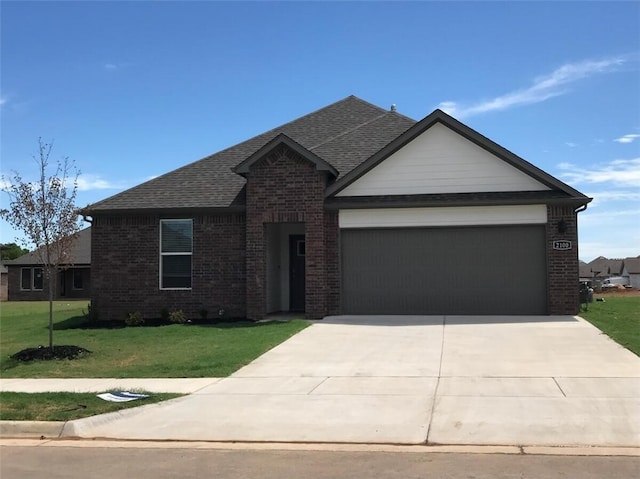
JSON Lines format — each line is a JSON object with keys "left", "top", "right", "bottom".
{"left": 586, "top": 256, "right": 624, "bottom": 280}
{"left": 621, "top": 257, "right": 640, "bottom": 288}
{"left": 85, "top": 96, "right": 591, "bottom": 320}
{"left": 0, "top": 263, "right": 7, "bottom": 301}
{"left": 5, "top": 228, "right": 91, "bottom": 301}
{"left": 579, "top": 261, "right": 593, "bottom": 283}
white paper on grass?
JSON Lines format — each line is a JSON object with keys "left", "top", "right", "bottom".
{"left": 97, "top": 391, "right": 150, "bottom": 402}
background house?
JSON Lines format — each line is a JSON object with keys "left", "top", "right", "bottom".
{"left": 5, "top": 228, "right": 91, "bottom": 301}
{"left": 621, "top": 257, "right": 640, "bottom": 288}
{"left": 586, "top": 256, "right": 624, "bottom": 281}
{"left": 0, "top": 263, "right": 7, "bottom": 301}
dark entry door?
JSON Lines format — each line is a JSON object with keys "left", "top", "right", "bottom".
{"left": 289, "top": 234, "right": 305, "bottom": 311}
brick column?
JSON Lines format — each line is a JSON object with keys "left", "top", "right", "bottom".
{"left": 546, "top": 205, "right": 580, "bottom": 314}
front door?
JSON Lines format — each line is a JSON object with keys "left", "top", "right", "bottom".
{"left": 289, "top": 234, "right": 305, "bottom": 311}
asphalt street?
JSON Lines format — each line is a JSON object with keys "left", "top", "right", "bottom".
{"left": 2, "top": 443, "right": 639, "bottom": 479}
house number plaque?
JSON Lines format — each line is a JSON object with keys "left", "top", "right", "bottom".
{"left": 553, "top": 240, "right": 572, "bottom": 251}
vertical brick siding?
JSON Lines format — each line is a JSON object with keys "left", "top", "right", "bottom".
{"left": 91, "top": 213, "right": 246, "bottom": 321}
{"left": 546, "top": 205, "right": 580, "bottom": 314}
{"left": 245, "top": 144, "right": 338, "bottom": 319}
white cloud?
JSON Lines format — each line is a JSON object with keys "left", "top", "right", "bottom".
{"left": 565, "top": 142, "right": 578, "bottom": 148}
{"left": 76, "top": 175, "right": 125, "bottom": 191}
{"left": 0, "top": 96, "right": 6, "bottom": 107}
{"left": 585, "top": 190, "right": 640, "bottom": 205}
{"left": 614, "top": 133, "right": 640, "bottom": 144}
{"left": 558, "top": 157, "right": 640, "bottom": 187}
{"left": 580, "top": 208, "right": 640, "bottom": 221}
{"left": 104, "top": 63, "right": 118, "bottom": 71}
{"left": 437, "top": 55, "right": 627, "bottom": 118}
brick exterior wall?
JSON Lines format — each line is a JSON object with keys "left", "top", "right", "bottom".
{"left": 91, "top": 213, "right": 246, "bottom": 321}
{"left": 245, "top": 144, "right": 339, "bottom": 320}
{"left": 0, "top": 272, "right": 7, "bottom": 301}
{"left": 546, "top": 204, "right": 580, "bottom": 314}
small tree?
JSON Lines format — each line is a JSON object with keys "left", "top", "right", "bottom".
{"left": 1, "top": 138, "right": 81, "bottom": 351}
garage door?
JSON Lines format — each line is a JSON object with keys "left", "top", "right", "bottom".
{"left": 341, "top": 225, "right": 547, "bottom": 315}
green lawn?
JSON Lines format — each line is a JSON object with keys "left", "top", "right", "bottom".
{"left": 0, "top": 391, "right": 182, "bottom": 421}
{"left": 579, "top": 296, "right": 640, "bottom": 356}
{"left": 0, "top": 301, "right": 309, "bottom": 378}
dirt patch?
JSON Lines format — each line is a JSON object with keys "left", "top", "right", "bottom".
{"left": 10, "top": 345, "right": 92, "bottom": 361}
{"left": 598, "top": 288, "right": 640, "bottom": 297}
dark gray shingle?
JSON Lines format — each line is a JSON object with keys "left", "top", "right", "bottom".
{"left": 89, "top": 96, "right": 414, "bottom": 212}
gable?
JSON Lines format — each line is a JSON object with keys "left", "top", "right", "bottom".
{"left": 336, "top": 122, "right": 550, "bottom": 197}
{"left": 233, "top": 134, "right": 337, "bottom": 178}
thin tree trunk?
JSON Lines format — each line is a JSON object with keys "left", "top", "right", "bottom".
{"left": 49, "top": 267, "right": 54, "bottom": 351}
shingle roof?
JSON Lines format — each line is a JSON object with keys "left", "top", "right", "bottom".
{"left": 88, "top": 96, "right": 415, "bottom": 212}
{"left": 587, "top": 256, "right": 624, "bottom": 277}
{"left": 623, "top": 256, "right": 640, "bottom": 274}
{"left": 5, "top": 228, "right": 91, "bottom": 266}
{"left": 87, "top": 95, "right": 589, "bottom": 213}
{"left": 579, "top": 260, "right": 592, "bottom": 279}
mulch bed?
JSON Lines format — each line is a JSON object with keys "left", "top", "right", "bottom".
{"left": 10, "top": 345, "right": 92, "bottom": 362}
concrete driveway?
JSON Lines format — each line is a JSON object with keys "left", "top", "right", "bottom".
{"left": 64, "top": 315, "right": 640, "bottom": 446}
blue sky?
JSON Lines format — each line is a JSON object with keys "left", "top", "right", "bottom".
{"left": 1, "top": 1, "right": 638, "bottom": 262}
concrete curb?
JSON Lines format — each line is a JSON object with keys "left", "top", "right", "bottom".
{"left": 0, "top": 421, "right": 66, "bottom": 439}
{"left": 2, "top": 422, "right": 639, "bottom": 457}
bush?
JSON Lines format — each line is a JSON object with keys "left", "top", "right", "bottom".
{"left": 125, "top": 311, "right": 145, "bottom": 327}
{"left": 169, "top": 310, "right": 187, "bottom": 324}
{"left": 84, "top": 303, "right": 99, "bottom": 323}
{"left": 160, "top": 308, "right": 170, "bottom": 322}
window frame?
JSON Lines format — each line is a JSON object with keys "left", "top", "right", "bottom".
{"left": 159, "top": 219, "right": 193, "bottom": 290}
{"left": 20, "top": 267, "right": 44, "bottom": 291}
{"left": 20, "top": 267, "right": 31, "bottom": 291}
{"left": 72, "top": 268, "right": 84, "bottom": 290}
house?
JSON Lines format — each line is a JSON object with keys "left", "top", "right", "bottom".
{"left": 621, "top": 256, "right": 640, "bottom": 288}
{"left": 586, "top": 256, "right": 624, "bottom": 280}
{"left": 85, "top": 96, "right": 591, "bottom": 320}
{"left": 579, "top": 261, "right": 593, "bottom": 283}
{"left": 0, "top": 263, "right": 7, "bottom": 301}
{"left": 5, "top": 228, "right": 91, "bottom": 301}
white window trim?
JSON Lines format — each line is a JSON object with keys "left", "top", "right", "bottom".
{"left": 159, "top": 219, "right": 193, "bottom": 290}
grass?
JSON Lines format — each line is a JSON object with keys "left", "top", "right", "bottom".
{"left": 579, "top": 295, "right": 640, "bottom": 356}
{"left": 0, "top": 391, "right": 182, "bottom": 421}
{"left": 0, "top": 301, "right": 309, "bottom": 378}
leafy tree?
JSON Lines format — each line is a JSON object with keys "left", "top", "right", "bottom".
{"left": 0, "top": 243, "right": 29, "bottom": 260}
{"left": 1, "top": 138, "right": 81, "bottom": 351}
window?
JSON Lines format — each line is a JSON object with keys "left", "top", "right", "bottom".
{"left": 160, "top": 219, "right": 193, "bottom": 289}
{"left": 20, "top": 268, "right": 31, "bottom": 290}
{"left": 73, "top": 269, "right": 84, "bottom": 290}
{"left": 21, "top": 267, "right": 43, "bottom": 291}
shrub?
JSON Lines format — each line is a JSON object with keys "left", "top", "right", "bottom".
{"left": 83, "top": 302, "right": 99, "bottom": 323}
{"left": 160, "top": 307, "right": 170, "bottom": 323}
{"left": 169, "top": 310, "right": 187, "bottom": 324}
{"left": 125, "top": 311, "right": 145, "bottom": 327}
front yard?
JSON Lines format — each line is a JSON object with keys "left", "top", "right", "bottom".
{"left": 0, "top": 301, "right": 308, "bottom": 378}
{"left": 579, "top": 293, "right": 640, "bottom": 356}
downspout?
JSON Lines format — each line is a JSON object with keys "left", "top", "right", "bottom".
{"left": 574, "top": 204, "right": 588, "bottom": 214}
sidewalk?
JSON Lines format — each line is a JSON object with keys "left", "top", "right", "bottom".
{"left": 0, "top": 378, "right": 220, "bottom": 394}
